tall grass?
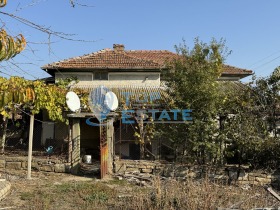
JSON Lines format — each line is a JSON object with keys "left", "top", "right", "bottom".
{"left": 118, "top": 177, "right": 280, "bottom": 209}
{"left": 19, "top": 177, "right": 280, "bottom": 210}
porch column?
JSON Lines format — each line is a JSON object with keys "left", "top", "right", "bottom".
{"left": 107, "top": 117, "right": 114, "bottom": 174}
{"left": 68, "top": 119, "right": 72, "bottom": 163}
{"left": 71, "top": 118, "right": 80, "bottom": 174}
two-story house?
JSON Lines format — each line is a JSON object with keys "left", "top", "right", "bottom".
{"left": 41, "top": 44, "right": 253, "bottom": 177}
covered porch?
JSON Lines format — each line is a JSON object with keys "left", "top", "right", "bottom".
{"left": 67, "top": 112, "right": 116, "bottom": 179}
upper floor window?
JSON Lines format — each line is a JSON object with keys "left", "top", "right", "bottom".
{"left": 94, "top": 72, "right": 108, "bottom": 80}
{"left": 77, "top": 74, "right": 93, "bottom": 81}
{"left": 55, "top": 73, "right": 92, "bottom": 82}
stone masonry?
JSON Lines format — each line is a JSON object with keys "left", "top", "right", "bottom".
{"left": 0, "top": 156, "right": 71, "bottom": 173}
{"left": 114, "top": 159, "right": 280, "bottom": 186}
{"left": 0, "top": 180, "right": 11, "bottom": 201}
{"left": 1, "top": 155, "right": 280, "bottom": 187}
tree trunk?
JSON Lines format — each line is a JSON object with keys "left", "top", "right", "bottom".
{"left": 139, "top": 113, "right": 145, "bottom": 159}
{"left": 140, "top": 143, "right": 145, "bottom": 160}
{"left": 220, "top": 140, "right": 224, "bottom": 165}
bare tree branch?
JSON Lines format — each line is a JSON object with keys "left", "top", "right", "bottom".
{"left": 15, "top": 0, "right": 49, "bottom": 12}
{"left": 0, "top": 11, "right": 97, "bottom": 43}
{"left": 0, "top": 0, "right": 97, "bottom": 79}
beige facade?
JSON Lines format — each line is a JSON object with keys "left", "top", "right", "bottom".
{"left": 55, "top": 72, "right": 160, "bottom": 87}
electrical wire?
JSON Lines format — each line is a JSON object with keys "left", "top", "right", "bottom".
{"left": 15, "top": 106, "right": 56, "bottom": 124}
{"left": 7, "top": 60, "right": 39, "bottom": 80}
{"left": 247, "top": 50, "right": 280, "bottom": 69}
{"left": 1, "top": 62, "right": 25, "bottom": 77}
{"left": 0, "top": 71, "right": 12, "bottom": 77}
{"left": 252, "top": 54, "right": 280, "bottom": 71}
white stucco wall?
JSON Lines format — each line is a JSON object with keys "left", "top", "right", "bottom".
{"left": 55, "top": 72, "right": 160, "bottom": 87}
{"left": 108, "top": 72, "right": 160, "bottom": 86}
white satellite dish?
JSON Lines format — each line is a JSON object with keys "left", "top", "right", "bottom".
{"left": 104, "top": 91, "right": 118, "bottom": 111}
{"left": 66, "top": 91, "right": 81, "bottom": 112}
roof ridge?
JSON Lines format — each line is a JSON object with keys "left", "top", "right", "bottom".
{"left": 127, "top": 52, "right": 162, "bottom": 66}
{"left": 41, "top": 48, "right": 113, "bottom": 68}
{"left": 123, "top": 50, "right": 168, "bottom": 66}
{"left": 81, "top": 48, "right": 112, "bottom": 58}
{"left": 104, "top": 50, "right": 161, "bottom": 66}
{"left": 127, "top": 49, "right": 174, "bottom": 53}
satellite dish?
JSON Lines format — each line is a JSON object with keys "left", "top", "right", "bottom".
{"left": 66, "top": 91, "right": 81, "bottom": 112}
{"left": 104, "top": 91, "right": 118, "bottom": 111}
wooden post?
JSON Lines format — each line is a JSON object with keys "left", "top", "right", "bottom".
{"left": 27, "top": 114, "right": 34, "bottom": 179}
{"left": 107, "top": 118, "right": 114, "bottom": 174}
{"left": 265, "top": 186, "right": 280, "bottom": 201}
{"left": 68, "top": 119, "right": 72, "bottom": 163}
{"left": 1, "top": 116, "right": 7, "bottom": 154}
{"left": 71, "top": 118, "right": 80, "bottom": 174}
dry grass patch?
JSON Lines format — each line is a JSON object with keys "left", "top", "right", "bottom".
{"left": 6, "top": 175, "right": 280, "bottom": 210}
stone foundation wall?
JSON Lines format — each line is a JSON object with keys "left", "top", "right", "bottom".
{"left": 114, "top": 159, "right": 280, "bottom": 186}
{"left": 0, "top": 156, "right": 71, "bottom": 173}
{"left": 2, "top": 156, "right": 280, "bottom": 186}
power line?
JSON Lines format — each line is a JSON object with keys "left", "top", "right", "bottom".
{"left": 15, "top": 106, "right": 57, "bottom": 124}
{"left": 0, "top": 62, "right": 24, "bottom": 77}
{"left": 0, "top": 69, "right": 12, "bottom": 77}
{"left": 247, "top": 50, "right": 280, "bottom": 69}
{"left": 252, "top": 54, "right": 280, "bottom": 71}
{"left": 7, "top": 60, "right": 39, "bottom": 80}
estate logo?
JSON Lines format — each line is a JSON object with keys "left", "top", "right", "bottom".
{"left": 86, "top": 86, "right": 192, "bottom": 126}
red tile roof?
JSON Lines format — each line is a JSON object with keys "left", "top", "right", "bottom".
{"left": 42, "top": 49, "right": 175, "bottom": 70}
{"left": 41, "top": 45, "right": 253, "bottom": 77}
{"left": 222, "top": 64, "right": 252, "bottom": 75}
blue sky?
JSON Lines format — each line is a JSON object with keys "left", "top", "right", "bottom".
{"left": 1, "top": 0, "right": 279, "bottom": 81}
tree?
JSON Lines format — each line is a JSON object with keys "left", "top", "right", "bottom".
{"left": 0, "top": 29, "right": 26, "bottom": 61}
{"left": 117, "top": 90, "right": 158, "bottom": 160}
{"left": 133, "top": 111, "right": 155, "bottom": 160}
{"left": 0, "top": 0, "right": 92, "bottom": 152}
{"left": 161, "top": 39, "right": 279, "bottom": 167}
{"left": 253, "top": 67, "right": 280, "bottom": 137}
{"left": 0, "top": 1, "right": 26, "bottom": 62}
{"left": 218, "top": 68, "right": 280, "bottom": 168}
{"left": 218, "top": 82, "right": 268, "bottom": 166}
{"left": 0, "top": 76, "right": 74, "bottom": 153}
{"left": 161, "top": 38, "right": 228, "bottom": 164}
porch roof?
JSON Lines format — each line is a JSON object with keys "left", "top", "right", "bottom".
{"left": 71, "top": 85, "right": 172, "bottom": 110}
{"left": 68, "top": 81, "right": 249, "bottom": 116}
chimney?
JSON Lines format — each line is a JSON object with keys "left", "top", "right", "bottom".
{"left": 113, "top": 44, "right": 125, "bottom": 52}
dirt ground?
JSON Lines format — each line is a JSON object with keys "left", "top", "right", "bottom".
{"left": 1, "top": 169, "right": 280, "bottom": 210}
{"left": 0, "top": 169, "right": 141, "bottom": 210}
